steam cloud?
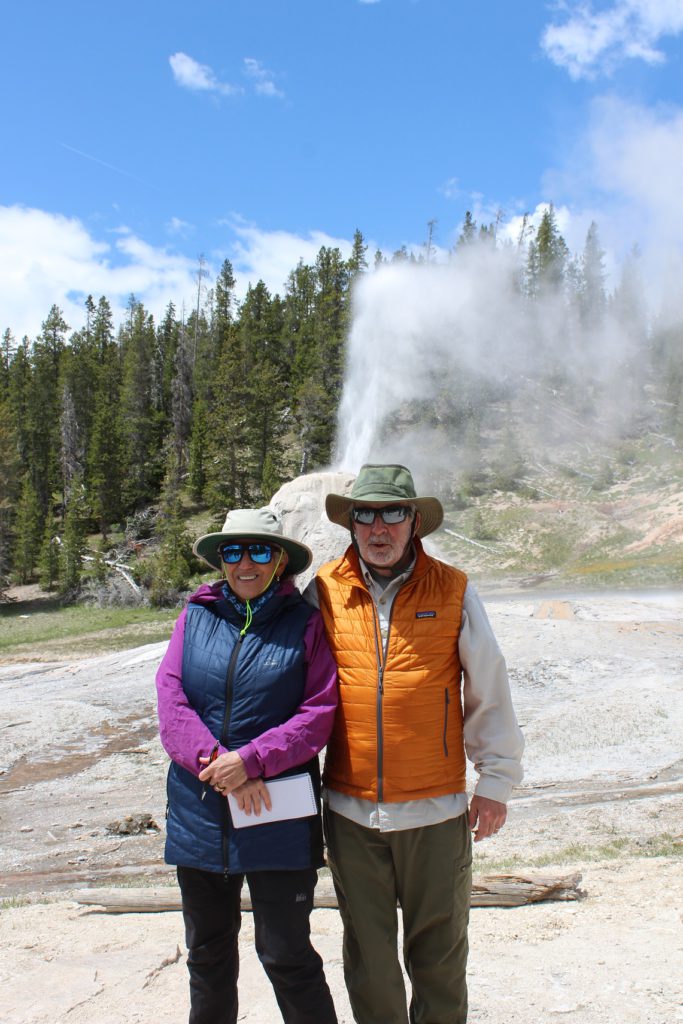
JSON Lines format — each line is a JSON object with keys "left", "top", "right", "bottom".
{"left": 333, "top": 93, "right": 683, "bottom": 484}
{"left": 333, "top": 246, "right": 644, "bottom": 478}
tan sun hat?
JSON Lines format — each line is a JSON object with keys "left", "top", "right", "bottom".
{"left": 193, "top": 507, "right": 312, "bottom": 574}
{"left": 325, "top": 463, "right": 443, "bottom": 538}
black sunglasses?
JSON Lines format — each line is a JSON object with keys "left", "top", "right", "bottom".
{"left": 219, "top": 543, "right": 276, "bottom": 565}
{"left": 351, "top": 505, "right": 413, "bottom": 526}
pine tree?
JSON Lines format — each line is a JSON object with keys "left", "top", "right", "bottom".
{"left": 168, "top": 324, "right": 194, "bottom": 489}
{"left": 26, "top": 306, "right": 69, "bottom": 515}
{"left": 37, "top": 508, "right": 60, "bottom": 591}
{"left": 59, "top": 477, "right": 88, "bottom": 595}
{"left": 526, "top": 205, "right": 568, "bottom": 298}
{"left": 1, "top": 328, "right": 15, "bottom": 399}
{"left": 60, "top": 380, "right": 83, "bottom": 507}
{"left": 87, "top": 317, "right": 123, "bottom": 538}
{"left": 0, "top": 394, "right": 20, "bottom": 601}
{"left": 240, "top": 282, "right": 287, "bottom": 499}
{"left": 214, "top": 259, "right": 237, "bottom": 358}
{"left": 150, "top": 454, "right": 193, "bottom": 606}
{"left": 119, "top": 298, "right": 163, "bottom": 511}
{"left": 156, "top": 302, "right": 181, "bottom": 420}
{"left": 455, "top": 211, "right": 478, "bottom": 250}
{"left": 188, "top": 397, "right": 209, "bottom": 502}
{"left": 12, "top": 475, "right": 42, "bottom": 584}
{"left": 579, "top": 221, "right": 606, "bottom": 329}
{"left": 347, "top": 229, "right": 368, "bottom": 279}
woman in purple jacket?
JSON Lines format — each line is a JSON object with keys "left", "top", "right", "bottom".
{"left": 156, "top": 507, "right": 338, "bottom": 1024}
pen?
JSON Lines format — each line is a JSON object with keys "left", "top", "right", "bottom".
{"left": 200, "top": 742, "right": 220, "bottom": 801}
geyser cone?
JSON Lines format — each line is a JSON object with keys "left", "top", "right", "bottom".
{"left": 270, "top": 470, "right": 355, "bottom": 589}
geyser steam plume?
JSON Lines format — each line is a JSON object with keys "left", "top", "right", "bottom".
{"left": 333, "top": 247, "right": 641, "bottom": 479}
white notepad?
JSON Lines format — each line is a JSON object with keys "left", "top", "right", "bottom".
{"left": 227, "top": 772, "right": 317, "bottom": 829}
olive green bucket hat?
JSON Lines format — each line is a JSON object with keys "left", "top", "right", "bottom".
{"left": 325, "top": 463, "right": 443, "bottom": 538}
{"left": 193, "top": 507, "right": 312, "bottom": 575}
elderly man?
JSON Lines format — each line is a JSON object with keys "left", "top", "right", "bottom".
{"left": 313, "top": 463, "right": 524, "bottom": 1024}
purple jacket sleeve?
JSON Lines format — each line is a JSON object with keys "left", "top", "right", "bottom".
{"left": 155, "top": 605, "right": 338, "bottom": 780}
{"left": 155, "top": 609, "right": 229, "bottom": 776}
{"left": 237, "top": 610, "right": 338, "bottom": 779}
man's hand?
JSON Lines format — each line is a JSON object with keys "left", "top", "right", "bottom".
{"left": 198, "top": 751, "right": 247, "bottom": 794}
{"left": 468, "top": 795, "right": 507, "bottom": 842}
{"left": 231, "top": 778, "right": 272, "bottom": 816}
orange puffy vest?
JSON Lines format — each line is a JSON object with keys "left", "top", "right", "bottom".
{"left": 317, "top": 540, "right": 468, "bottom": 802}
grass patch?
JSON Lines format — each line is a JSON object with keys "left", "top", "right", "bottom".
{"left": 473, "top": 833, "right": 682, "bottom": 872}
{"left": 0, "top": 604, "right": 178, "bottom": 655}
{"left": 0, "top": 894, "right": 53, "bottom": 911}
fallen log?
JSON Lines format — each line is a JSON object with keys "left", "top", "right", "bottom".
{"left": 470, "top": 871, "right": 584, "bottom": 906}
{"left": 74, "top": 872, "right": 583, "bottom": 914}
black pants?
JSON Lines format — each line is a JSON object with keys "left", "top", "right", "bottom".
{"left": 177, "top": 865, "right": 337, "bottom": 1024}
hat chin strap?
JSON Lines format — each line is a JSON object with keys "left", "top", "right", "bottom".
{"left": 222, "top": 550, "right": 286, "bottom": 635}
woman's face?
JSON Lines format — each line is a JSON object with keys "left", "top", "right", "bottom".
{"left": 221, "top": 541, "right": 289, "bottom": 602}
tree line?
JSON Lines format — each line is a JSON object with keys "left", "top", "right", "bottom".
{"left": 1, "top": 212, "right": 681, "bottom": 603}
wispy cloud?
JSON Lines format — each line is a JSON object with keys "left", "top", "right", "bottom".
{"left": 169, "top": 52, "right": 241, "bottom": 95}
{"left": 166, "top": 216, "right": 194, "bottom": 237}
{"left": 439, "top": 177, "right": 462, "bottom": 201}
{"left": 542, "top": 0, "right": 683, "bottom": 80}
{"left": 243, "top": 57, "right": 285, "bottom": 99}
{"left": 60, "top": 143, "right": 149, "bottom": 186}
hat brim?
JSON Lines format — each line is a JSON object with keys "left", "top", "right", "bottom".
{"left": 325, "top": 494, "right": 443, "bottom": 538}
{"left": 193, "top": 531, "right": 312, "bottom": 575}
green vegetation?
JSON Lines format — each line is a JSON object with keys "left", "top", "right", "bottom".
{"left": 0, "top": 603, "right": 177, "bottom": 655}
{"left": 473, "top": 833, "right": 682, "bottom": 872}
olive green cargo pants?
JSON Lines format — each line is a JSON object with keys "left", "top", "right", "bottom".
{"left": 324, "top": 808, "right": 472, "bottom": 1024}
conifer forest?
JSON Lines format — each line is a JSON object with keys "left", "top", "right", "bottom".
{"left": 1, "top": 211, "right": 682, "bottom": 605}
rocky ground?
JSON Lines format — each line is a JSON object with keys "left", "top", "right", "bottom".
{"left": 1, "top": 588, "right": 682, "bottom": 1023}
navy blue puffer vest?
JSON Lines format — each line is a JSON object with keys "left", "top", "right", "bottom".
{"left": 165, "top": 589, "right": 324, "bottom": 874}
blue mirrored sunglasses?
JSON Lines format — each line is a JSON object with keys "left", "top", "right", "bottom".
{"left": 351, "top": 505, "right": 413, "bottom": 526}
{"left": 219, "top": 543, "right": 275, "bottom": 565}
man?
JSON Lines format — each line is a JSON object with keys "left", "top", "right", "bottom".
{"left": 314, "top": 463, "right": 524, "bottom": 1024}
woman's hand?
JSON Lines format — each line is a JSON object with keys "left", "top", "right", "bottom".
{"left": 231, "top": 778, "right": 272, "bottom": 816}
{"left": 198, "top": 751, "right": 248, "bottom": 794}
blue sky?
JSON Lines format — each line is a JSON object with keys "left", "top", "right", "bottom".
{"left": 2, "top": 0, "right": 683, "bottom": 340}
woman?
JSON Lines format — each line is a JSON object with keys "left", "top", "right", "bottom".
{"left": 156, "top": 506, "right": 338, "bottom": 1024}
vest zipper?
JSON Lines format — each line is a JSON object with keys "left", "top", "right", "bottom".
{"left": 220, "top": 632, "right": 245, "bottom": 877}
{"left": 443, "top": 688, "right": 450, "bottom": 757}
{"left": 372, "top": 602, "right": 393, "bottom": 803}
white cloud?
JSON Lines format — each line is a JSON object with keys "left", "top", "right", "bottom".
{"left": 0, "top": 206, "right": 362, "bottom": 342}
{"left": 223, "top": 220, "right": 354, "bottom": 295}
{"left": 542, "top": 0, "right": 683, "bottom": 79}
{"left": 243, "top": 58, "right": 285, "bottom": 99}
{"left": 169, "top": 52, "right": 240, "bottom": 96}
{"left": 0, "top": 206, "right": 199, "bottom": 341}
{"left": 439, "top": 177, "right": 461, "bottom": 200}
{"left": 166, "top": 216, "right": 193, "bottom": 237}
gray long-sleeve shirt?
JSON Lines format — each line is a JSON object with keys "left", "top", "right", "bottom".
{"left": 308, "top": 555, "right": 524, "bottom": 832}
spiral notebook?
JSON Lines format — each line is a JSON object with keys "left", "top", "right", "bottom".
{"left": 227, "top": 772, "right": 317, "bottom": 829}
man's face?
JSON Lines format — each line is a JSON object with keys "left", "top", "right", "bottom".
{"left": 351, "top": 504, "right": 420, "bottom": 575}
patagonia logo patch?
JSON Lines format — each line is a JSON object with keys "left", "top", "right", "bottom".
{"left": 416, "top": 610, "right": 437, "bottom": 619}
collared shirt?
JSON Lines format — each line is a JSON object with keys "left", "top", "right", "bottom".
{"left": 308, "top": 551, "right": 524, "bottom": 832}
